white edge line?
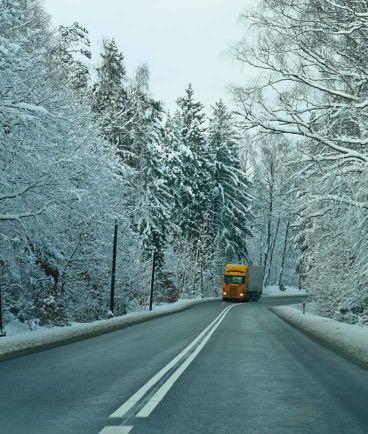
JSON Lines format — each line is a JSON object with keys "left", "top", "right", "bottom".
{"left": 136, "top": 304, "right": 237, "bottom": 417}
{"left": 99, "top": 426, "right": 134, "bottom": 433}
{"left": 110, "top": 305, "right": 232, "bottom": 418}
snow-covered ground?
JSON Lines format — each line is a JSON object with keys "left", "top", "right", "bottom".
{"left": 271, "top": 305, "right": 368, "bottom": 368}
{"left": 4, "top": 319, "right": 34, "bottom": 338}
{"left": 2, "top": 298, "right": 218, "bottom": 338}
{"left": 0, "top": 298, "right": 219, "bottom": 361}
{"left": 263, "top": 285, "right": 307, "bottom": 297}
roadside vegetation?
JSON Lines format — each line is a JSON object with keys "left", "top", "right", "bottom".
{"left": 234, "top": 0, "right": 368, "bottom": 324}
{"left": 1, "top": 1, "right": 255, "bottom": 328}
{"left": 1, "top": 0, "right": 366, "bottom": 330}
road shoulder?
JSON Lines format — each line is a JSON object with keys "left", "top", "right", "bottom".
{"left": 0, "top": 298, "right": 220, "bottom": 362}
{"left": 271, "top": 305, "right": 368, "bottom": 369}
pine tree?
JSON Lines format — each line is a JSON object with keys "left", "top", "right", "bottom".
{"left": 162, "top": 85, "right": 218, "bottom": 297}
{"left": 208, "top": 100, "right": 253, "bottom": 262}
{"left": 134, "top": 93, "right": 171, "bottom": 268}
{"left": 162, "top": 112, "right": 184, "bottom": 224}
{"left": 172, "top": 84, "right": 211, "bottom": 240}
{"left": 92, "top": 39, "right": 128, "bottom": 147}
{"left": 54, "top": 22, "right": 91, "bottom": 94}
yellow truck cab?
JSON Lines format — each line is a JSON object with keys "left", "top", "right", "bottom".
{"left": 222, "top": 264, "right": 264, "bottom": 302}
{"left": 222, "top": 264, "right": 247, "bottom": 301}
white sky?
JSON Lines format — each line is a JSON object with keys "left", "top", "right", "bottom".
{"left": 43, "top": 0, "right": 258, "bottom": 113}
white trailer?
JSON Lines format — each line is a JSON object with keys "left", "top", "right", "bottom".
{"left": 247, "top": 266, "right": 265, "bottom": 301}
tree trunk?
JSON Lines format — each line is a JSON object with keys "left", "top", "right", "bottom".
{"left": 264, "top": 218, "right": 280, "bottom": 287}
{"left": 276, "top": 218, "right": 290, "bottom": 288}
{"left": 262, "top": 166, "right": 275, "bottom": 279}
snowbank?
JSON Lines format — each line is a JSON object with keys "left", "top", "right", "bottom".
{"left": 3, "top": 317, "right": 41, "bottom": 337}
{"left": 271, "top": 305, "right": 368, "bottom": 369}
{"left": 263, "top": 285, "right": 307, "bottom": 297}
{"left": 0, "top": 298, "right": 219, "bottom": 362}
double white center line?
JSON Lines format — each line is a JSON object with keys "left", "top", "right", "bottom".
{"left": 99, "top": 304, "right": 236, "bottom": 433}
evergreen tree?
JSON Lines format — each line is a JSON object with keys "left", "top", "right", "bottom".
{"left": 172, "top": 84, "right": 211, "bottom": 240}
{"left": 162, "top": 112, "right": 187, "bottom": 235}
{"left": 132, "top": 78, "right": 172, "bottom": 267}
{"left": 54, "top": 22, "right": 91, "bottom": 93}
{"left": 92, "top": 39, "right": 128, "bottom": 147}
{"left": 208, "top": 100, "right": 253, "bottom": 262}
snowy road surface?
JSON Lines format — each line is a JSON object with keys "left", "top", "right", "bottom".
{"left": 1, "top": 297, "right": 368, "bottom": 434}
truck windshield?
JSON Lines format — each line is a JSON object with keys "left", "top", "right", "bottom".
{"left": 224, "top": 275, "right": 245, "bottom": 284}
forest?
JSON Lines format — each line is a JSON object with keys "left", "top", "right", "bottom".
{"left": 1, "top": 0, "right": 367, "bottom": 330}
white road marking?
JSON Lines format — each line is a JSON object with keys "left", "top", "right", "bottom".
{"left": 136, "top": 304, "right": 237, "bottom": 417}
{"left": 110, "top": 305, "right": 233, "bottom": 418}
{"left": 99, "top": 426, "right": 133, "bottom": 433}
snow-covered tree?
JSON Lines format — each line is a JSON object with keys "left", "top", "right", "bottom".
{"left": 171, "top": 84, "right": 211, "bottom": 240}
{"left": 208, "top": 100, "right": 253, "bottom": 262}
{"left": 247, "top": 136, "right": 299, "bottom": 289}
{"left": 129, "top": 67, "right": 172, "bottom": 268}
{"left": 233, "top": 0, "right": 368, "bottom": 321}
{"left": 92, "top": 39, "right": 129, "bottom": 149}
{"left": 54, "top": 22, "right": 91, "bottom": 93}
{"left": 160, "top": 85, "right": 215, "bottom": 296}
{"left": 0, "top": 0, "right": 141, "bottom": 326}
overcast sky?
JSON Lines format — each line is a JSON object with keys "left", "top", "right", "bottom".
{"left": 43, "top": 0, "right": 258, "bottom": 112}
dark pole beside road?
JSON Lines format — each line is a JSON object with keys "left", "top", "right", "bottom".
{"left": 0, "top": 285, "right": 5, "bottom": 337}
{"left": 149, "top": 249, "right": 157, "bottom": 311}
{"left": 110, "top": 220, "right": 119, "bottom": 315}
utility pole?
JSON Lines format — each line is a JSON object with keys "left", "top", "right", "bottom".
{"left": 196, "top": 240, "right": 202, "bottom": 297}
{"left": 149, "top": 249, "right": 157, "bottom": 311}
{"left": 0, "top": 285, "right": 5, "bottom": 337}
{"left": 110, "top": 220, "right": 119, "bottom": 316}
{"left": 200, "top": 263, "right": 204, "bottom": 297}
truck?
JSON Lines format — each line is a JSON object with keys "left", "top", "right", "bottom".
{"left": 222, "top": 264, "right": 264, "bottom": 302}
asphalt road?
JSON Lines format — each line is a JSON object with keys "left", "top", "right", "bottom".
{"left": 1, "top": 296, "right": 368, "bottom": 434}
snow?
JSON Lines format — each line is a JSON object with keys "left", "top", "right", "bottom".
{"left": 3, "top": 317, "right": 42, "bottom": 337}
{"left": 11, "top": 102, "right": 48, "bottom": 114}
{"left": 263, "top": 285, "right": 307, "bottom": 297}
{"left": 271, "top": 305, "right": 368, "bottom": 368}
{"left": 0, "top": 298, "right": 219, "bottom": 361}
